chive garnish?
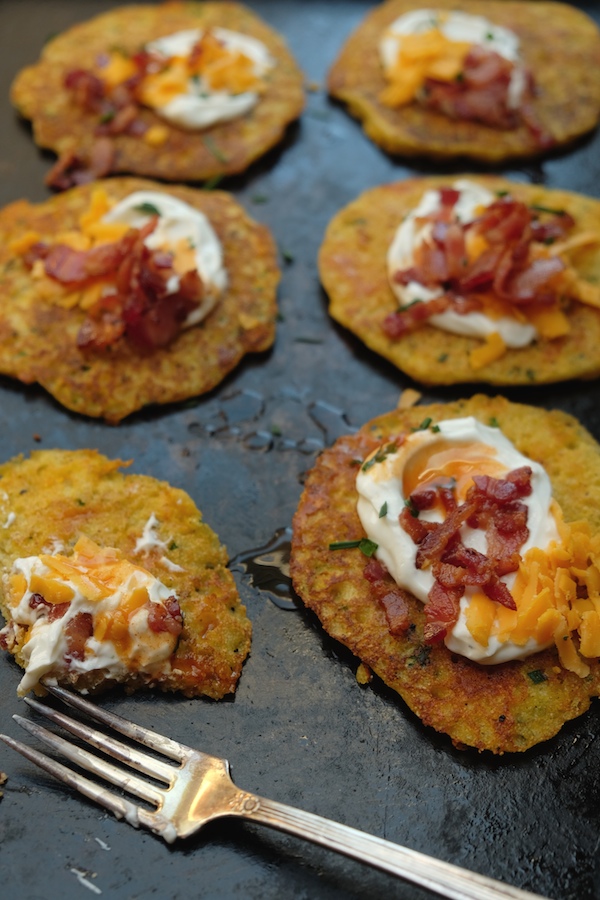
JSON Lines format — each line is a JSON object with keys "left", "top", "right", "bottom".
{"left": 134, "top": 202, "right": 161, "bottom": 216}
{"left": 379, "top": 502, "right": 388, "bottom": 518}
{"left": 329, "top": 538, "right": 379, "bottom": 557}
{"left": 527, "top": 669, "right": 547, "bottom": 684}
{"left": 202, "top": 136, "right": 228, "bottom": 163}
{"left": 530, "top": 204, "right": 566, "bottom": 216}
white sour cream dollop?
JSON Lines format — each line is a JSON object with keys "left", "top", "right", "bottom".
{"left": 387, "top": 178, "right": 537, "bottom": 348}
{"left": 6, "top": 554, "right": 178, "bottom": 695}
{"left": 379, "top": 9, "right": 526, "bottom": 109}
{"left": 103, "top": 190, "right": 226, "bottom": 327}
{"left": 356, "top": 416, "right": 560, "bottom": 663}
{"left": 145, "top": 27, "right": 274, "bottom": 129}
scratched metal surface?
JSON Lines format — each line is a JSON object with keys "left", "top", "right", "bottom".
{"left": 1, "top": 1, "right": 600, "bottom": 898}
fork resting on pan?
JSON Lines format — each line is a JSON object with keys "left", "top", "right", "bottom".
{"left": 0, "top": 685, "right": 552, "bottom": 900}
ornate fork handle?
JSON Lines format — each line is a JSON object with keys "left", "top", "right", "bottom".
{"left": 231, "top": 792, "right": 550, "bottom": 900}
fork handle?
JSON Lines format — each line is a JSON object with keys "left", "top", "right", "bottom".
{"left": 234, "top": 793, "right": 551, "bottom": 900}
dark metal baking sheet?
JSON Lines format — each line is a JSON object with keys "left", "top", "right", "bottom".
{"left": 1, "top": 2, "right": 600, "bottom": 898}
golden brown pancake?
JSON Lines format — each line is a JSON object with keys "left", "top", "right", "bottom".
{"left": 0, "top": 449, "right": 251, "bottom": 698}
{"left": 11, "top": 1, "right": 305, "bottom": 183}
{"left": 319, "top": 175, "right": 600, "bottom": 386}
{"left": 290, "top": 395, "right": 600, "bottom": 753}
{"left": 327, "top": 0, "right": 600, "bottom": 162}
{"left": 0, "top": 177, "right": 279, "bottom": 422}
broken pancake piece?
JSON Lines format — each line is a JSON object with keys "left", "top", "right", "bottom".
{"left": 319, "top": 175, "right": 600, "bottom": 386}
{"left": 0, "top": 177, "right": 279, "bottom": 422}
{"left": 11, "top": 1, "right": 305, "bottom": 185}
{"left": 290, "top": 395, "right": 600, "bottom": 753}
{"left": 328, "top": 0, "right": 600, "bottom": 162}
{"left": 0, "top": 449, "right": 251, "bottom": 698}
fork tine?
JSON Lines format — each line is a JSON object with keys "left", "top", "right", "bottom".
{"left": 12, "top": 714, "right": 164, "bottom": 806}
{"left": 0, "top": 731, "right": 143, "bottom": 825}
{"left": 44, "top": 684, "right": 187, "bottom": 761}
{"left": 24, "top": 697, "right": 177, "bottom": 784}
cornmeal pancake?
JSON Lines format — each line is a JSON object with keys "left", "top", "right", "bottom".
{"left": 328, "top": 0, "right": 600, "bottom": 162}
{"left": 319, "top": 175, "right": 600, "bottom": 386}
{"left": 0, "top": 177, "right": 279, "bottom": 422}
{"left": 291, "top": 395, "right": 600, "bottom": 753}
{"left": 0, "top": 449, "right": 251, "bottom": 698}
{"left": 11, "top": 1, "right": 305, "bottom": 185}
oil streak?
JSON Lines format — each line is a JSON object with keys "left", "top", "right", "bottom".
{"left": 228, "top": 527, "right": 296, "bottom": 610}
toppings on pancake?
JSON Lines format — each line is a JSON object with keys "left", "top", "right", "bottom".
{"left": 384, "top": 179, "right": 600, "bottom": 369}
{"left": 379, "top": 9, "right": 549, "bottom": 143}
{"left": 0, "top": 536, "right": 183, "bottom": 696}
{"left": 13, "top": 186, "right": 226, "bottom": 352}
{"left": 65, "top": 26, "right": 272, "bottom": 134}
{"left": 356, "top": 416, "right": 600, "bottom": 678}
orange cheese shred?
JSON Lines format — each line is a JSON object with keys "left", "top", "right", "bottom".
{"left": 465, "top": 501, "right": 600, "bottom": 677}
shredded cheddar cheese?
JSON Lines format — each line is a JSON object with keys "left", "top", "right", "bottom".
{"left": 465, "top": 501, "right": 600, "bottom": 677}
{"left": 380, "top": 28, "right": 471, "bottom": 108}
{"left": 469, "top": 331, "right": 506, "bottom": 369}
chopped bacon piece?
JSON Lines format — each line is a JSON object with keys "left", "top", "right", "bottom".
{"left": 36, "top": 216, "right": 204, "bottom": 352}
{"left": 28, "top": 593, "right": 70, "bottom": 621}
{"left": 148, "top": 596, "right": 183, "bottom": 636}
{"left": 383, "top": 295, "right": 452, "bottom": 338}
{"left": 45, "top": 138, "right": 116, "bottom": 190}
{"left": 64, "top": 612, "right": 94, "bottom": 662}
{"left": 397, "top": 468, "right": 533, "bottom": 641}
{"left": 398, "top": 506, "right": 436, "bottom": 544}
{"left": 424, "top": 581, "right": 463, "bottom": 644}
{"left": 421, "top": 47, "right": 530, "bottom": 132}
{"left": 363, "top": 558, "right": 411, "bottom": 635}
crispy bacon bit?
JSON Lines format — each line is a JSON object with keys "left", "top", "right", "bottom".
{"left": 45, "top": 138, "right": 116, "bottom": 190}
{"left": 148, "top": 596, "right": 183, "bottom": 636}
{"left": 364, "top": 558, "right": 411, "bottom": 635}
{"left": 399, "top": 468, "right": 533, "bottom": 642}
{"left": 28, "top": 593, "right": 70, "bottom": 621}
{"left": 423, "top": 581, "right": 463, "bottom": 644}
{"left": 419, "top": 44, "right": 553, "bottom": 146}
{"left": 35, "top": 217, "right": 203, "bottom": 352}
{"left": 385, "top": 192, "right": 573, "bottom": 339}
{"left": 64, "top": 612, "right": 94, "bottom": 662}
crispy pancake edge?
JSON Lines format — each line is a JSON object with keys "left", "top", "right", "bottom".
{"left": 327, "top": 0, "right": 600, "bottom": 162}
{"left": 0, "top": 177, "right": 280, "bottom": 422}
{"left": 0, "top": 448, "right": 252, "bottom": 698}
{"left": 11, "top": 1, "right": 305, "bottom": 181}
{"left": 319, "top": 175, "right": 600, "bottom": 386}
{"left": 290, "top": 395, "right": 600, "bottom": 753}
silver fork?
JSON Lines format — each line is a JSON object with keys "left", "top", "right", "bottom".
{"left": 0, "top": 684, "right": 551, "bottom": 900}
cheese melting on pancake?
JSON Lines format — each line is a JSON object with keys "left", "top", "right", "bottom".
{"left": 1, "top": 536, "right": 181, "bottom": 695}
{"left": 357, "top": 417, "right": 560, "bottom": 663}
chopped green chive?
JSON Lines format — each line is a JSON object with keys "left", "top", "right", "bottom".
{"left": 134, "top": 202, "right": 161, "bottom": 216}
{"left": 379, "top": 502, "right": 388, "bottom": 518}
{"left": 412, "top": 417, "right": 433, "bottom": 432}
{"left": 329, "top": 538, "right": 379, "bottom": 557}
{"left": 203, "top": 174, "right": 223, "bottom": 190}
{"left": 527, "top": 669, "right": 547, "bottom": 684}
{"left": 530, "top": 204, "right": 566, "bottom": 216}
{"left": 489, "top": 416, "right": 500, "bottom": 428}
{"left": 202, "top": 136, "right": 228, "bottom": 162}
